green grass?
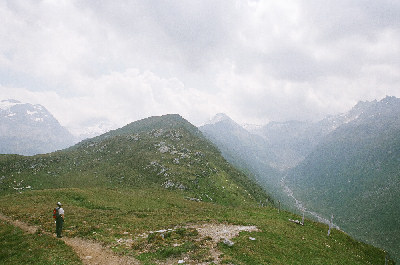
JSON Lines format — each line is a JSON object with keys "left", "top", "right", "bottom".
{"left": 0, "top": 219, "right": 82, "bottom": 265}
{"left": 0, "top": 188, "right": 393, "bottom": 264}
{"left": 0, "top": 115, "right": 394, "bottom": 263}
{"left": 0, "top": 115, "right": 271, "bottom": 207}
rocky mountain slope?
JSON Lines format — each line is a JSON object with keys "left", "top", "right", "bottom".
{"left": 0, "top": 99, "right": 75, "bottom": 155}
{"left": 0, "top": 114, "right": 270, "bottom": 206}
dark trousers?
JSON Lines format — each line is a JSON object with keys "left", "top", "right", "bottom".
{"left": 56, "top": 218, "right": 64, "bottom": 237}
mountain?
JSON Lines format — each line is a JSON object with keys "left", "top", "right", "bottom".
{"left": 200, "top": 114, "right": 276, "bottom": 167}
{"left": 286, "top": 96, "right": 400, "bottom": 261}
{"left": 200, "top": 114, "right": 281, "bottom": 201}
{"left": 250, "top": 104, "right": 366, "bottom": 170}
{"left": 0, "top": 114, "right": 270, "bottom": 206}
{"left": 199, "top": 97, "right": 400, "bottom": 261}
{"left": 0, "top": 99, "right": 75, "bottom": 155}
{"left": 244, "top": 99, "right": 368, "bottom": 170}
{"left": 0, "top": 114, "right": 393, "bottom": 264}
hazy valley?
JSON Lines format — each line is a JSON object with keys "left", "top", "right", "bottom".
{"left": 200, "top": 96, "right": 400, "bottom": 262}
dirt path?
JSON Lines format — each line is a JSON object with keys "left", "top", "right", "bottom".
{"left": 0, "top": 213, "right": 140, "bottom": 265}
{"left": 1, "top": 213, "right": 259, "bottom": 264}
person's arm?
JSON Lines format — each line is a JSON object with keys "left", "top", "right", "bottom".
{"left": 59, "top": 208, "right": 65, "bottom": 220}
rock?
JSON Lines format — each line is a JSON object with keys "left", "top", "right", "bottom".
{"left": 222, "top": 238, "right": 235, "bottom": 247}
{"left": 249, "top": 237, "right": 256, "bottom": 241}
{"left": 159, "top": 145, "right": 169, "bottom": 153}
{"left": 178, "top": 260, "right": 185, "bottom": 264}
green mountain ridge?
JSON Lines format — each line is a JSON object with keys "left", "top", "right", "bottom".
{"left": 0, "top": 114, "right": 269, "bottom": 206}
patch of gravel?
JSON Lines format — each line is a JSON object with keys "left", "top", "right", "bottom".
{"left": 191, "top": 223, "right": 259, "bottom": 242}
{"left": 187, "top": 223, "right": 260, "bottom": 265}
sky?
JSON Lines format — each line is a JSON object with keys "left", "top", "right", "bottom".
{"left": 1, "top": 0, "right": 399, "bottom": 136}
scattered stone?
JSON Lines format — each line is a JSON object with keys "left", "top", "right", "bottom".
{"left": 249, "top": 237, "right": 256, "bottom": 241}
{"left": 289, "top": 219, "right": 304, "bottom": 225}
{"left": 154, "top": 229, "right": 167, "bottom": 233}
{"left": 222, "top": 238, "right": 235, "bottom": 247}
{"left": 185, "top": 197, "right": 202, "bottom": 202}
{"left": 159, "top": 145, "right": 169, "bottom": 153}
{"left": 162, "top": 180, "right": 175, "bottom": 189}
{"left": 85, "top": 256, "right": 92, "bottom": 259}
{"left": 178, "top": 260, "right": 185, "bottom": 264}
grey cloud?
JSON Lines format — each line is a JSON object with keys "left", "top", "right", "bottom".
{"left": 1, "top": 0, "right": 400, "bottom": 133}
{"left": 301, "top": 0, "right": 400, "bottom": 40}
{"left": 78, "top": 0, "right": 237, "bottom": 73}
{"left": 230, "top": 0, "right": 400, "bottom": 84}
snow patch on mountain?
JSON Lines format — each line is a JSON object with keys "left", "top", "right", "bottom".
{"left": 242, "top": 123, "right": 263, "bottom": 133}
{"left": 0, "top": 99, "right": 21, "bottom": 110}
{"left": 72, "top": 121, "right": 117, "bottom": 141}
{"left": 0, "top": 99, "right": 75, "bottom": 155}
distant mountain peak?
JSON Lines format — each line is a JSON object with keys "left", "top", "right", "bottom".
{"left": 0, "top": 99, "right": 22, "bottom": 110}
{"left": 380, "top": 95, "right": 399, "bottom": 104}
{"left": 0, "top": 99, "right": 75, "bottom": 155}
{"left": 207, "top": 113, "right": 233, "bottom": 125}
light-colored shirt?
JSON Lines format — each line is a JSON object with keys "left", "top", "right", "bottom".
{"left": 58, "top": 207, "right": 64, "bottom": 215}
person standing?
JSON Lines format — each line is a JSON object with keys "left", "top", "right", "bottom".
{"left": 55, "top": 202, "right": 64, "bottom": 238}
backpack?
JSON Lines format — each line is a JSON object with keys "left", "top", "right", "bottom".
{"left": 53, "top": 207, "right": 60, "bottom": 219}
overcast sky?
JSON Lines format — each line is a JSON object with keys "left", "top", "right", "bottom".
{"left": 1, "top": 0, "right": 399, "bottom": 136}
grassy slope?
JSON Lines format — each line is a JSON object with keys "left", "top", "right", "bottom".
{"left": 0, "top": 219, "right": 81, "bottom": 264}
{"left": 287, "top": 118, "right": 400, "bottom": 261}
{"left": 0, "top": 114, "right": 269, "bottom": 206}
{"left": 0, "top": 188, "right": 392, "bottom": 264}
{"left": 0, "top": 114, "right": 394, "bottom": 263}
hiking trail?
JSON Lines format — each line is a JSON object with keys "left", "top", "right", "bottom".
{"left": 0, "top": 212, "right": 140, "bottom": 265}
{"left": 0, "top": 212, "right": 259, "bottom": 264}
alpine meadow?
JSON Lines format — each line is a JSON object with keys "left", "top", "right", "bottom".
{"left": 0, "top": 114, "right": 395, "bottom": 264}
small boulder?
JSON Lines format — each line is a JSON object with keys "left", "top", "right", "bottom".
{"left": 222, "top": 238, "right": 235, "bottom": 247}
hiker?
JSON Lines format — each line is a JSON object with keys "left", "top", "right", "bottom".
{"left": 54, "top": 202, "right": 64, "bottom": 238}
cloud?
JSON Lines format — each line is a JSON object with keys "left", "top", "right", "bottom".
{"left": 1, "top": 68, "right": 220, "bottom": 136}
{"left": 1, "top": 0, "right": 400, "bottom": 134}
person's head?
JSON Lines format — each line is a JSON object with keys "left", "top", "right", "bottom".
{"left": 57, "top": 202, "right": 62, "bottom": 207}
